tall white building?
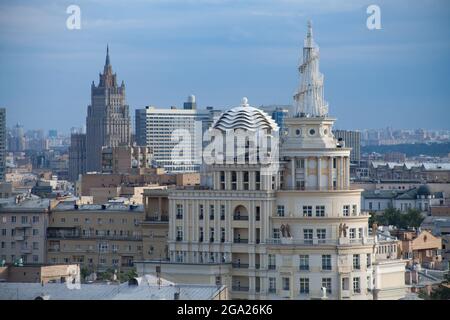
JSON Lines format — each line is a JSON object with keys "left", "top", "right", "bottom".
{"left": 136, "top": 22, "right": 406, "bottom": 300}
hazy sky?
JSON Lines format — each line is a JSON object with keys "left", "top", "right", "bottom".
{"left": 1, "top": 0, "right": 449, "bottom": 133}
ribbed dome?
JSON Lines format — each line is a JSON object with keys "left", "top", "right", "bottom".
{"left": 417, "top": 185, "right": 432, "bottom": 196}
{"left": 212, "top": 98, "right": 279, "bottom": 132}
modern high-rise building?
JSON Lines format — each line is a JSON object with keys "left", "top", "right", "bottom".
{"left": 136, "top": 22, "right": 406, "bottom": 300}
{"left": 8, "top": 123, "right": 25, "bottom": 152}
{"left": 333, "top": 130, "right": 361, "bottom": 163}
{"left": 68, "top": 133, "right": 87, "bottom": 182}
{"left": 183, "top": 95, "right": 197, "bottom": 110}
{"left": 135, "top": 106, "right": 204, "bottom": 173}
{"left": 86, "top": 46, "right": 131, "bottom": 172}
{"left": 0, "top": 108, "right": 6, "bottom": 181}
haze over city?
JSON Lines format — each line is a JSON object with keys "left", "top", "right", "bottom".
{"left": 1, "top": 0, "right": 449, "bottom": 132}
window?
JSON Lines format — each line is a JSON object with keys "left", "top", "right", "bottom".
{"left": 333, "top": 158, "right": 337, "bottom": 169}
{"left": 85, "top": 218, "right": 90, "bottom": 224}
{"left": 33, "top": 255, "right": 39, "bottom": 263}
{"left": 349, "top": 228, "right": 356, "bottom": 239}
{"left": 273, "top": 228, "right": 280, "bottom": 239}
{"left": 1, "top": 242, "right": 4, "bottom": 249}
{"left": 315, "top": 205, "right": 325, "bottom": 217}
{"left": 220, "top": 205, "right": 225, "bottom": 220}
{"left": 11, "top": 216, "right": 16, "bottom": 224}
{"left": 199, "top": 204, "right": 204, "bottom": 220}
{"left": 255, "top": 206, "right": 260, "bottom": 221}
{"left": 243, "top": 171, "right": 249, "bottom": 190}
{"left": 369, "top": 202, "right": 373, "bottom": 210}
{"left": 269, "top": 277, "right": 276, "bottom": 292}
{"left": 220, "top": 171, "right": 225, "bottom": 190}
{"left": 231, "top": 171, "right": 237, "bottom": 190}
{"left": 300, "top": 278, "right": 309, "bottom": 294}
{"left": 317, "top": 229, "right": 326, "bottom": 244}
{"left": 98, "top": 243, "right": 108, "bottom": 253}
{"left": 112, "top": 244, "right": 118, "bottom": 252}
{"left": 1, "top": 229, "right": 6, "bottom": 236}
{"left": 358, "top": 228, "right": 363, "bottom": 239}
{"left": 277, "top": 205, "right": 285, "bottom": 217}
{"left": 199, "top": 227, "right": 204, "bottom": 242}
{"left": 322, "top": 278, "right": 332, "bottom": 294}
{"left": 1, "top": 217, "right": 6, "bottom": 224}
{"left": 21, "top": 216, "right": 28, "bottom": 224}
{"left": 322, "top": 255, "right": 332, "bottom": 271}
{"left": 343, "top": 205, "right": 350, "bottom": 216}
{"left": 209, "top": 205, "right": 215, "bottom": 220}
{"left": 112, "top": 259, "right": 119, "bottom": 266}
{"left": 303, "top": 229, "right": 313, "bottom": 244}
{"left": 176, "top": 204, "right": 183, "bottom": 219}
{"left": 353, "top": 277, "right": 361, "bottom": 294}
{"left": 97, "top": 218, "right": 102, "bottom": 225}
{"left": 33, "top": 242, "right": 39, "bottom": 250}
{"left": 282, "top": 277, "right": 290, "bottom": 290}
{"left": 221, "top": 228, "right": 225, "bottom": 242}
{"left": 303, "top": 206, "right": 312, "bottom": 217}
{"left": 32, "top": 216, "right": 39, "bottom": 224}
{"left": 255, "top": 171, "right": 261, "bottom": 190}
{"left": 299, "top": 255, "right": 309, "bottom": 271}
{"left": 11, "top": 242, "right": 15, "bottom": 249}
{"left": 352, "top": 205, "right": 357, "bottom": 216}
{"left": 296, "top": 159, "right": 305, "bottom": 168}
{"left": 209, "top": 228, "right": 215, "bottom": 242}
{"left": 353, "top": 254, "right": 360, "bottom": 270}
{"left": 176, "top": 227, "right": 183, "bottom": 241}
{"left": 268, "top": 254, "right": 276, "bottom": 269}
{"left": 367, "top": 253, "right": 371, "bottom": 267}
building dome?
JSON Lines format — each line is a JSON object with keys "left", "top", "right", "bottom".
{"left": 212, "top": 97, "right": 279, "bottom": 132}
{"left": 417, "top": 185, "right": 432, "bottom": 196}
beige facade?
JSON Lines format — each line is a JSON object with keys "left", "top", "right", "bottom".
{"left": 0, "top": 196, "right": 50, "bottom": 265}
{"left": 46, "top": 203, "right": 145, "bottom": 272}
{"left": 101, "top": 145, "right": 153, "bottom": 175}
{"left": 0, "top": 264, "right": 80, "bottom": 284}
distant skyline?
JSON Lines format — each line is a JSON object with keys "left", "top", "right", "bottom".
{"left": 1, "top": 0, "right": 449, "bottom": 133}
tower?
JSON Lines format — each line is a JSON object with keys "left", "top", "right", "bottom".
{"left": 86, "top": 46, "right": 131, "bottom": 172}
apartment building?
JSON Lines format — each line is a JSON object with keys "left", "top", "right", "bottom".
{"left": 0, "top": 195, "right": 50, "bottom": 264}
{"left": 46, "top": 202, "right": 145, "bottom": 272}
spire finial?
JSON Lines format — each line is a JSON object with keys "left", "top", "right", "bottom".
{"left": 105, "top": 44, "right": 110, "bottom": 66}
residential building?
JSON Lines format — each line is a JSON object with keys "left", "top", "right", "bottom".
{"left": 135, "top": 106, "right": 202, "bottom": 173}
{"left": 135, "top": 23, "right": 405, "bottom": 300}
{"left": 101, "top": 145, "right": 153, "bottom": 175}
{"left": 334, "top": 130, "right": 361, "bottom": 163}
{"left": 0, "top": 264, "right": 80, "bottom": 284}
{"left": 0, "top": 195, "right": 51, "bottom": 264}
{"left": 68, "top": 133, "right": 86, "bottom": 182}
{"left": 369, "top": 161, "right": 450, "bottom": 183}
{"left": 362, "top": 185, "right": 444, "bottom": 213}
{"left": 86, "top": 46, "right": 131, "bottom": 172}
{"left": 46, "top": 202, "right": 145, "bottom": 272}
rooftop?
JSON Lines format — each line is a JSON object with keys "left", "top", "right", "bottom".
{"left": 0, "top": 275, "right": 224, "bottom": 300}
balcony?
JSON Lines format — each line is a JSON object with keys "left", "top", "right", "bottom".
{"left": 145, "top": 216, "right": 169, "bottom": 222}
{"left": 268, "top": 265, "right": 276, "bottom": 270}
{"left": 233, "top": 215, "right": 249, "bottom": 221}
{"left": 13, "top": 235, "right": 25, "bottom": 241}
{"left": 233, "top": 238, "right": 248, "bottom": 244}
{"left": 20, "top": 247, "right": 32, "bottom": 254}
{"left": 16, "top": 223, "right": 32, "bottom": 229}
{"left": 176, "top": 237, "right": 183, "bottom": 242}
{"left": 266, "top": 238, "right": 338, "bottom": 246}
{"left": 299, "top": 266, "right": 310, "bottom": 271}
{"left": 232, "top": 286, "right": 249, "bottom": 292}
{"left": 232, "top": 263, "right": 249, "bottom": 269}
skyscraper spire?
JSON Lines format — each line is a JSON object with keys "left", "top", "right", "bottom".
{"left": 293, "top": 21, "right": 328, "bottom": 118}
{"left": 105, "top": 44, "right": 110, "bottom": 66}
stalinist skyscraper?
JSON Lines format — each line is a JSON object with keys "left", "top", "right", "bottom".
{"left": 86, "top": 46, "right": 131, "bottom": 172}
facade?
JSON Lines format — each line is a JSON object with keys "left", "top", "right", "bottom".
{"left": 0, "top": 108, "right": 5, "bottom": 181}
{"left": 135, "top": 106, "right": 202, "bottom": 173}
{"left": 68, "top": 133, "right": 86, "bottom": 182}
{"left": 101, "top": 145, "right": 152, "bottom": 175}
{"left": 0, "top": 264, "right": 80, "bottom": 284}
{"left": 333, "top": 130, "right": 361, "bottom": 163}
{"left": 86, "top": 46, "right": 131, "bottom": 172}
{"left": 362, "top": 185, "right": 444, "bottom": 213}
{"left": 0, "top": 195, "right": 51, "bottom": 265}
{"left": 369, "top": 161, "right": 450, "bottom": 183}
{"left": 46, "top": 202, "right": 145, "bottom": 272}
{"left": 135, "top": 23, "right": 404, "bottom": 300}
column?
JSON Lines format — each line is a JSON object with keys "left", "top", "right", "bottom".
{"left": 317, "top": 156, "right": 321, "bottom": 190}
{"left": 291, "top": 158, "right": 295, "bottom": 189}
{"left": 304, "top": 157, "right": 309, "bottom": 189}
{"left": 328, "top": 157, "right": 333, "bottom": 190}
{"left": 339, "top": 157, "right": 344, "bottom": 189}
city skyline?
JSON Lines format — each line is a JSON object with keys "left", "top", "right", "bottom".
{"left": 1, "top": 0, "right": 449, "bottom": 132}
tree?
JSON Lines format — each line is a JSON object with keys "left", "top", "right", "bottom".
{"left": 118, "top": 268, "right": 138, "bottom": 283}
{"left": 403, "top": 208, "right": 424, "bottom": 229}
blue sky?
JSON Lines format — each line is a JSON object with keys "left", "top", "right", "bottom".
{"left": 0, "top": 0, "right": 449, "bottom": 133}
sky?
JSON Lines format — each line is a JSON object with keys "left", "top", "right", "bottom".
{"left": 0, "top": 0, "right": 449, "bottom": 133}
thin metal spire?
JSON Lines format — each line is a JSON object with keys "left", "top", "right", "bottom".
{"left": 105, "top": 44, "right": 110, "bottom": 66}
